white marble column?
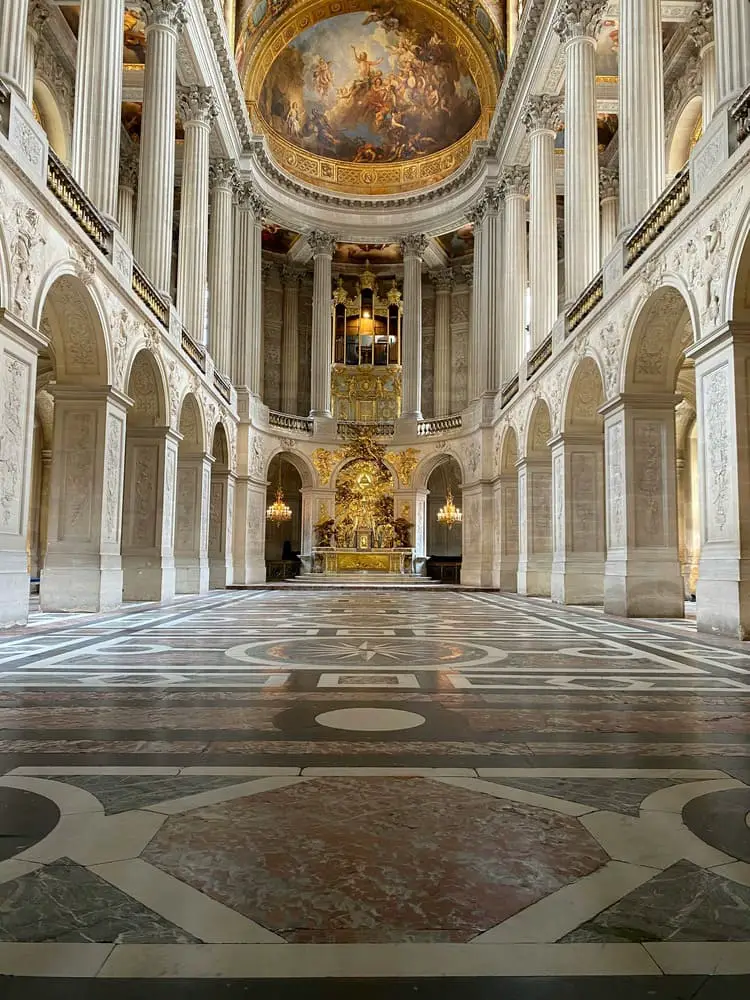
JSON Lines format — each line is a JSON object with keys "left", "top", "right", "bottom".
{"left": 281, "top": 265, "right": 302, "bottom": 414}
{"left": 233, "top": 181, "right": 265, "bottom": 396}
{"left": 71, "top": 0, "right": 125, "bottom": 220}
{"left": 207, "top": 159, "right": 236, "bottom": 376}
{"left": 431, "top": 268, "right": 453, "bottom": 417}
{"left": 461, "top": 482, "right": 495, "bottom": 588}
{"left": 22, "top": 1, "right": 50, "bottom": 105}
{"left": 549, "top": 433, "right": 605, "bottom": 605}
{"left": 516, "top": 457, "right": 553, "bottom": 596}
{"left": 689, "top": 2, "right": 717, "bottom": 124}
{"left": 41, "top": 388, "right": 128, "bottom": 612}
{"left": 523, "top": 95, "right": 560, "bottom": 345}
{"left": 602, "top": 394, "right": 684, "bottom": 618}
{"left": 135, "top": 0, "right": 188, "bottom": 293}
{"left": 308, "top": 231, "right": 337, "bottom": 419}
{"left": 467, "top": 198, "right": 489, "bottom": 400}
{"left": 400, "top": 233, "right": 428, "bottom": 421}
{"left": 494, "top": 472, "right": 519, "bottom": 591}
{"left": 486, "top": 188, "right": 503, "bottom": 391}
{"left": 0, "top": 0, "right": 30, "bottom": 98}
{"left": 620, "top": 0, "right": 665, "bottom": 229}
{"left": 555, "top": 1, "right": 604, "bottom": 299}
{"left": 117, "top": 148, "right": 139, "bottom": 248}
{"left": 599, "top": 166, "right": 619, "bottom": 262}
{"left": 501, "top": 166, "right": 529, "bottom": 381}
{"left": 176, "top": 86, "right": 217, "bottom": 343}
{"left": 714, "top": 0, "right": 750, "bottom": 106}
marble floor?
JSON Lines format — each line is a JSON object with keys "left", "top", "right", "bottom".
{"left": 0, "top": 589, "right": 749, "bottom": 998}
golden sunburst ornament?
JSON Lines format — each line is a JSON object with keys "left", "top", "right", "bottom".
{"left": 437, "top": 489, "right": 462, "bottom": 530}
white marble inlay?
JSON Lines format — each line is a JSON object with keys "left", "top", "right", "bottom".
{"left": 314, "top": 708, "right": 427, "bottom": 732}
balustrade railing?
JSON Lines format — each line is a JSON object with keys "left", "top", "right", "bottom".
{"left": 527, "top": 333, "right": 553, "bottom": 378}
{"left": 500, "top": 373, "right": 519, "bottom": 408}
{"left": 132, "top": 262, "right": 169, "bottom": 327}
{"left": 46, "top": 148, "right": 111, "bottom": 254}
{"left": 732, "top": 83, "right": 750, "bottom": 145}
{"left": 566, "top": 270, "right": 603, "bottom": 333}
{"left": 213, "top": 369, "right": 232, "bottom": 403}
{"left": 417, "top": 414, "right": 462, "bottom": 435}
{"left": 337, "top": 420, "right": 395, "bottom": 438}
{"left": 180, "top": 326, "right": 206, "bottom": 373}
{"left": 625, "top": 167, "right": 690, "bottom": 269}
{"left": 269, "top": 411, "right": 314, "bottom": 433}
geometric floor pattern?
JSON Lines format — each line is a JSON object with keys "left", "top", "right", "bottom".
{"left": 1, "top": 588, "right": 749, "bottom": 997}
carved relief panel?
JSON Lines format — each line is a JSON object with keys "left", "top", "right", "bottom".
{"left": 0, "top": 353, "right": 32, "bottom": 535}
{"left": 633, "top": 420, "right": 667, "bottom": 548}
{"left": 606, "top": 421, "right": 625, "bottom": 550}
{"left": 59, "top": 409, "right": 96, "bottom": 542}
{"left": 701, "top": 362, "right": 735, "bottom": 544}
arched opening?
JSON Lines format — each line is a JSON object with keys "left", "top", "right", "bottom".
{"left": 175, "top": 392, "right": 210, "bottom": 595}
{"left": 495, "top": 428, "right": 519, "bottom": 591}
{"left": 265, "top": 453, "right": 302, "bottom": 580}
{"left": 425, "top": 456, "right": 462, "bottom": 583}
{"left": 675, "top": 366, "right": 700, "bottom": 605}
{"left": 209, "top": 422, "right": 235, "bottom": 589}
{"left": 552, "top": 357, "right": 606, "bottom": 605}
{"left": 33, "top": 274, "right": 125, "bottom": 613}
{"left": 604, "top": 285, "right": 697, "bottom": 618}
{"left": 668, "top": 95, "right": 702, "bottom": 176}
{"left": 518, "top": 398, "right": 552, "bottom": 596}
{"left": 32, "top": 80, "right": 70, "bottom": 163}
{"left": 121, "top": 349, "right": 173, "bottom": 602}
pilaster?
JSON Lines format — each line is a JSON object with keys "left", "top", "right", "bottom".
{"left": 516, "top": 457, "right": 553, "bottom": 596}
{"left": 208, "top": 159, "right": 236, "bottom": 375}
{"left": 233, "top": 181, "right": 266, "bottom": 396}
{"left": 174, "top": 452, "right": 212, "bottom": 595}
{"left": 308, "top": 230, "right": 337, "bottom": 419}
{"left": 501, "top": 166, "right": 529, "bottom": 381}
{"left": 399, "top": 233, "right": 428, "bottom": 421}
{"left": 431, "top": 268, "right": 453, "bottom": 417}
{"left": 493, "top": 472, "right": 518, "bottom": 591}
{"left": 209, "top": 469, "right": 235, "bottom": 588}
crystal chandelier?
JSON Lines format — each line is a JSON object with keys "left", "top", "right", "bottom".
{"left": 437, "top": 489, "right": 462, "bottom": 530}
{"left": 266, "top": 460, "right": 293, "bottom": 524}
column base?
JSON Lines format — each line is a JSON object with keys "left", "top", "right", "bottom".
{"left": 517, "top": 555, "right": 552, "bottom": 597}
{"left": 551, "top": 555, "right": 605, "bottom": 606}
{"left": 461, "top": 558, "right": 493, "bottom": 588}
{"left": 232, "top": 556, "right": 266, "bottom": 586}
{"left": 40, "top": 559, "right": 123, "bottom": 613}
{"left": 175, "top": 557, "right": 210, "bottom": 596}
{"left": 122, "top": 555, "right": 176, "bottom": 603}
{"left": 0, "top": 552, "right": 30, "bottom": 627}
{"left": 603, "top": 552, "right": 684, "bottom": 618}
{"left": 493, "top": 560, "right": 518, "bottom": 592}
{"left": 209, "top": 557, "right": 233, "bottom": 590}
{"left": 696, "top": 556, "right": 750, "bottom": 640}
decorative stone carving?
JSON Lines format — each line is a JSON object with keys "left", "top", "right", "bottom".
{"left": 9, "top": 205, "right": 46, "bottom": 319}
{"left": 466, "top": 441, "right": 481, "bottom": 476}
{"left": 61, "top": 410, "right": 96, "bottom": 539}
{"left": 597, "top": 322, "right": 621, "bottom": 398}
{"left": 634, "top": 420, "right": 664, "bottom": 547}
{"left": 103, "top": 413, "right": 124, "bottom": 543}
{"left": 500, "top": 164, "right": 530, "bottom": 197}
{"left": 0, "top": 355, "right": 30, "bottom": 532}
{"left": 307, "top": 230, "right": 337, "bottom": 257}
{"left": 399, "top": 234, "right": 429, "bottom": 259}
{"left": 466, "top": 201, "right": 487, "bottom": 226}
{"left": 177, "top": 85, "right": 218, "bottom": 126}
{"left": 430, "top": 268, "right": 454, "bottom": 290}
{"left": 599, "top": 166, "right": 619, "bottom": 201}
{"left": 311, "top": 447, "right": 343, "bottom": 486}
{"left": 688, "top": 1, "right": 714, "bottom": 52}
{"left": 163, "top": 447, "right": 176, "bottom": 546}
{"left": 522, "top": 94, "right": 563, "bottom": 134}
{"left": 606, "top": 422, "right": 624, "bottom": 548}
{"left": 385, "top": 448, "right": 420, "bottom": 487}
{"left": 141, "top": 0, "right": 189, "bottom": 30}
{"left": 120, "top": 147, "right": 139, "bottom": 191}
{"left": 553, "top": 0, "right": 606, "bottom": 41}
{"left": 248, "top": 431, "right": 264, "bottom": 477}
{"left": 703, "top": 363, "right": 731, "bottom": 539}
{"left": 234, "top": 181, "right": 267, "bottom": 219}
{"left": 132, "top": 445, "right": 158, "bottom": 547}
{"left": 209, "top": 158, "right": 237, "bottom": 190}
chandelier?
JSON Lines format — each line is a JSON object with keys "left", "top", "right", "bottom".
{"left": 437, "top": 489, "right": 462, "bottom": 530}
{"left": 266, "top": 459, "right": 293, "bottom": 524}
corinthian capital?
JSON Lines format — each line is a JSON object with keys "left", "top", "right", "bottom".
{"left": 141, "top": 0, "right": 189, "bottom": 32}
{"left": 120, "top": 147, "right": 140, "bottom": 191}
{"left": 178, "top": 85, "right": 218, "bottom": 126}
{"left": 466, "top": 200, "right": 487, "bottom": 226}
{"left": 500, "top": 164, "right": 530, "bottom": 196}
{"left": 235, "top": 180, "right": 267, "bottom": 219}
{"left": 209, "top": 158, "right": 237, "bottom": 191}
{"left": 599, "top": 165, "right": 619, "bottom": 200}
{"left": 553, "top": 0, "right": 606, "bottom": 42}
{"left": 307, "top": 230, "right": 337, "bottom": 257}
{"left": 399, "top": 233, "right": 429, "bottom": 259}
{"left": 430, "top": 268, "right": 454, "bottom": 291}
{"left": 688, "top": 0, "right": 714, "bottom": 52}
{"left": 522, "top": 94, "right": 563, "bottom": 134}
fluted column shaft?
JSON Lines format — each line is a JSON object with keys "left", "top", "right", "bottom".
{"left": 224, "top": 0, "right": 235, "bottom": 47}
{"left": 599, "top": 167, "right": 619, "bottom": 261}
{"left": 620, "top": 0, "right": 664, "bottom": 229}
{"left": 524, "top": 96, "right": 560, "bottom": 346}
{"left": 23, "top": 2, "right": 49, "bottom": 105}
{"left": 485, "top": 190, "right": 503, "bottom": 391}
{"left": 689, "top": 4, "right": 717, "bottom": 124}
{"left": 117, "top": 154, "right": 137, "bottom": 247}
{"left": 308, "top": 232, "right": 336, "bottom": 418}
{"left": 432, "top": 270, "right": 453, "bottom": 417}
{"left": 176, "top": 87, "right": 217, "bottom": 343}
{"left": 72, "top": 0, "right": 125, "bottom": 220}
{"left": 555, "top": 3, "right": 604, "bottom": 298}
{"left": 281, "top": 267, "right": 301, "bottom": 414}
{"left": 0, "top": 0, "right": 29, "bottom": 98}
{"left": 400, "top": 234, "right": 428, "bottom": 421}
{"left": 233, "top": 183, "right": 265, "bottom": 395}
{"left": 207, "top": 160, "right": 236, "bottom": 376}
{"left": 467, "top": 201, "right": 488, "bottom": 401}
{"left": 715, "top": 0, "right": 750, "bottom": 105}
{"left": 135, "top": 1, "right": 187, "bottom": 294}
{"left": 501, "top": 167, "right": 529, "bottom": 381}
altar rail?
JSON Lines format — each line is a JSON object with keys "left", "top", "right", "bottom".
{"left": 417, "top": 415, "right": 462, "bottom": 435}
{"left": 337, "top": 420, "right": 395, "bottom": 437}
{"left": 269, "top": 411, "right": 314, "bottom": 433}
{"left": 625, "top": 167, "right": 690, "bottom": 269}
{"left": 47, "top": 147, "right": 111, "bottom": 255}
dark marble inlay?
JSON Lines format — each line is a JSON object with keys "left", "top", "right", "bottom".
{"left": 483, "top": 777, "right": 684, "bottom": 817}
{"left": 562, "top": 861, "right": 750, "bottom": 943}
{"left": 682, "top": 786, "right": 750, "bottom": 862}
{"left": 0, "top": 786, "right": 59, "bottom": 860}
{"left": 54, "top": 775, "right": 257, "bottom": 814}
{"left": 0, "top": 861, "right": 198, "bottom": 943}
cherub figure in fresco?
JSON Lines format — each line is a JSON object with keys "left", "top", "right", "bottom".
{"left": 353, "top": 142, "right": 379, "bottom": 162}
{"left": 312, "top": 56, "right": 334, "bottom": 99}
{"left": 352, "top": 46, "right": 383, "bottom": 80}
{"left": 285, "top": 102, "right": 302, "bottom": 137}
{"left": 362, "top": 7, "right": 400, "bottom": 32}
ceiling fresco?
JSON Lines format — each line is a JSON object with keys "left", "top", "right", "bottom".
{"left": 61, "top": 6, "right": 147, "bottom": 64}
{"left": 333, "top": 243, "right": 402, "bottom": 265}
{"left": 261, "top": 224, "right": 300, "bottom": 254}
{"left": 242, "top": 0, "right": 500, "bottom": 195}
{"left": 436, "top": 225, "right": 474, "bottom": 259}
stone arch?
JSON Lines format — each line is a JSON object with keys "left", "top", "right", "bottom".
{"left": 726, "top": 201, "right": 750, "bottom": 325}
{"left": 125, "top": 350, "right": 168, "bottom": 427}
{"left": 524, "top": 398, "right": 552, "bottom": 459}
{"left": 265, "top": 451, "right": 304, "bottom": 576}
{"left": 498, "top": 425, "right": 518, "bottom": 474}
{"left": 34, "top": 268, "right": 111, "bottom": 385}
{"left": 264, "top": 447, "right": 315, "bottom": 489}
{"left": 564, "top": 355, "right": 605, "bottom": 432}
{"left": 0, "top": 216, "right": 11, "bottom": 311}
{"left": 426, "top": 455, "right": 463, "bottom": 573}
{"left": 413, "top": 449, "right": 466, "bottom": 491}
{"left": 33, "top": 79, "right": 70, "bottom": 162}
{"left": 212, "top": 422, "right": 230, "bottom": 471}
{"left": 177, "top": 392, "right": 206, "bottom": 456}
{"left": 667, "top": 94, "right": 702, "bottom": 175}
{"left": 623, "top": 285, "right": 697, "bottom": 395}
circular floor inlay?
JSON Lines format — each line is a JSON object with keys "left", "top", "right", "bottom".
{"left": 314, "top": 708, "right": 427, "bottom": 732}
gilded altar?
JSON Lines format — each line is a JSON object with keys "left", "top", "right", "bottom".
{"left": 313, "top": 548, "right": 414, "bottom": 574}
